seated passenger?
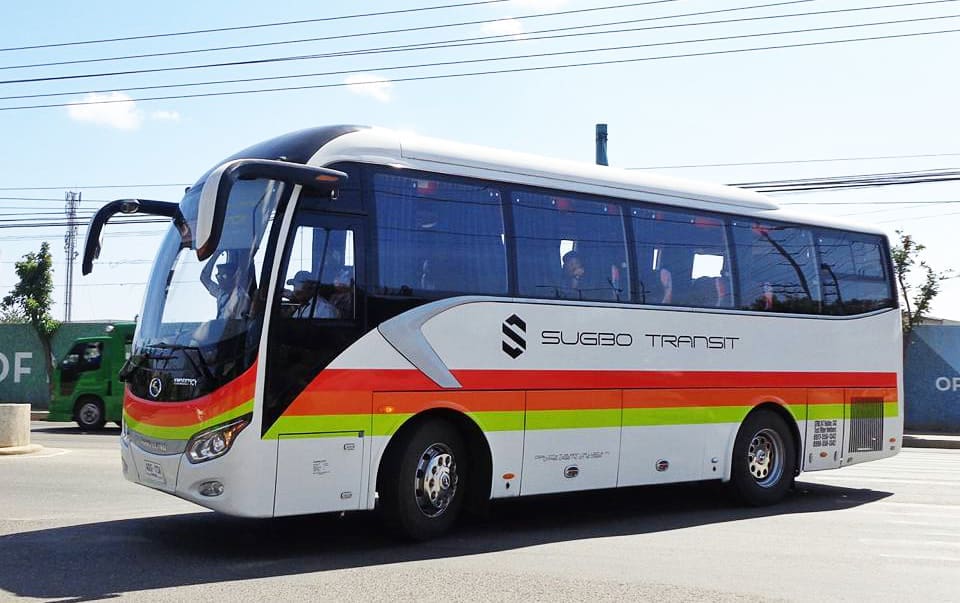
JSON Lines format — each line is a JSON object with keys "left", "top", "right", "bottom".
{"left": 285, "top": 270, "right": 339, "bottom": 319}
{"left": 561, "top": 250, "right": 586, "bottom": 293}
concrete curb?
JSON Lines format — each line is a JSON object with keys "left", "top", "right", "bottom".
{"left": 30, "top": 410, "right": 49, "bottom": 421}
{"left": 903, "top": 434, "right": 960, "bottom": 450}
{"left": 0, "top": 444, "right": 44, "bottom": 456}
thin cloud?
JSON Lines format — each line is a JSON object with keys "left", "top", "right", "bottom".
{"left": 150, "top": 110, "right": 181, "bottom": 122}
{"left": 481, "top": 18, "right": 527, "bottom": 40}
{"left": 344, "top": 74, "right": 393, "bottom": 102}
{"left": 67, "top": 92, "right": 142, "bottom": 130}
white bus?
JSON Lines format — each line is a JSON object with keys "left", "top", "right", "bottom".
{"left": 84, "top": 126, "right": 902, "bottom": 539}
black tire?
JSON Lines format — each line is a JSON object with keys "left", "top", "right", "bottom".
{"left": 730, "top": 409, "right": 796, "bottom": 506}
{"left": 75, "top": 397, "right": 106, "bottom": 431}
{"left": 379, "top": 419, "right": 467, "bottom": 540}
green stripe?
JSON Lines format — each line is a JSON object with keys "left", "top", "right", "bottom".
{"left": 884, "top": 401, "right": 899, "bottom": 417}
{"left": 623, "top": 405, "right": 751, "bottom": 427}
{"left": 807, "top": 404, "right": 845, "bottom": 421}
{"left": 277, "top": 431, "right": 363, "bottom": 440}
{"left": 264, "top": 414, "right": 372, "bottom": 440}
{"left": 124, "top": 400, "right": 253, "bottom": 440}
{"left": 467, "top": 411, "right": 524, "bottom": 432}
{"left": 526, "top": 409, "right": 621, "bottom": 430}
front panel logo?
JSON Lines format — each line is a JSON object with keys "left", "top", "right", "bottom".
{"left": 148, "top": 377, "right": 163, "bottom": 398}
{"left": 502, "top": 314, "right": 526, "bottom": 359}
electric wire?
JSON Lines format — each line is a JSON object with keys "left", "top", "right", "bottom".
{"left": 0, "top": 0, "right": 927, "bottom": 102}
{"left": 4, "top": 11, "right": 954, "bottom": 86}
{"left": 0, "top": 0, "right": 513, "bottom": 53}
{"left": 4, "top": 23, "right": 960, "bottom": 112}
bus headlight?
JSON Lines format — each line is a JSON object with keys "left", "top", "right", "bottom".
{"left": 186, "top": 415, "right": 251, "bottom": 464}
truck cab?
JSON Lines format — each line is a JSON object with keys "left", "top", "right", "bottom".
{"left": 49, "top": 322, "right": 135, "bottom": 430}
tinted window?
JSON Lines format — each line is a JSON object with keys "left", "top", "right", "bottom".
{"left": 817, "top": 230, "right": 894, "bottom": 315}
{"left": 512, "top": 191, "right": 629, "bottom": 301}
{"left": 373, "top": 173, "right": 507, "bottom": 296}
{"left": 279, "top": 226, "right": 355, "bottom": 320}
{"left": 631, "top": 208, "right": 733, "bottom": 308}
{"left": 731, "top": 221, "right": 820, "bottom": 313}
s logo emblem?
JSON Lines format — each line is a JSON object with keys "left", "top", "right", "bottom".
{"left": 148, "top": 377, "right": 163, "bottom": 398}
{"left": 502, "top": 314, "right": 526, "bottom": 359}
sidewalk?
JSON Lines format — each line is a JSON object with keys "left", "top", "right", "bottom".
{"left": 903, "top": 433, "right": 960, "bottom": 450}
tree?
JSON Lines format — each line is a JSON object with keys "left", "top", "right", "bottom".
{"left": 891, "top": 231, "right": 953, "bottom": 333}
{"left": 2, "top": 242, "right": 60, "bottom": 395}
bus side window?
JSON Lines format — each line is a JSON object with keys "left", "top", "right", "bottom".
{"left": 373, "top": 173, "right": 507, "bottom": 296}
{"left": 632, "top": 208, "right": 731, "bottom": 308}
{"left": 513, "top": 191, "right": 629, "bottom": 301}
{"left": 731, "top": 222, "right": 820, "bottom": 314}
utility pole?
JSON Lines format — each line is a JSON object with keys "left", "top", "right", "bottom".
{"left": 595, "top": 123, "right": 608, "bottom": 166}
{"left": 63, "top": 191, "right": 80, "bottom": 323}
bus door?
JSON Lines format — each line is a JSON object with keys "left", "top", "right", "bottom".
{"left": 264, "top": 212, "right": 370, "bottom": 515}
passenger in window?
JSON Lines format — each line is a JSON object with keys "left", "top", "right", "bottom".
{"left": 561, "top": 251, "right": 585, "bottom": 290}
{"left": 200, "top": 251, "right": 251, "bottom": 319}
{"left": 285, "top": 271, "right": 339, "bottom": 319}
{"left": 659, "top": 267, "right": 673, "bottom": 304}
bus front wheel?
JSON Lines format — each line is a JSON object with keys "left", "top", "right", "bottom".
{"left": 75, "top": 397, "right": 106, "bottom": 431}
{"left": 730, "top": 409, "right": 796, "bottom": 506}
{"left": 380, "top": 418, "right": 466, "bottom": 540}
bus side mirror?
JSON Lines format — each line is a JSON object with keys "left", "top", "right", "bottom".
{"left": 82, "top": 199, "right": 181, "bottom": 275}
{"left": 195, "top": 159, "right": 347, "bottom": 262}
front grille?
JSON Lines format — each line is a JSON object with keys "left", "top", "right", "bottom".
{"left": 849, "top": 398, "right": 884, "bottom": 453}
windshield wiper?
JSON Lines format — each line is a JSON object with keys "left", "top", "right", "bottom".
{"left": 149, "top": 342, "right": 215, "bottom": 381}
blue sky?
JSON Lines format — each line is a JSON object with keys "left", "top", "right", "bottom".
{"left": 1, "top": 0, "right": 958, "bottom": 321}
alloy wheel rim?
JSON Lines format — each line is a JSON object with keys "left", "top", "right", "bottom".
{"left": 747, "top": 428, "right": 785, "bottom": 488}
{"left": 413, "top": 442, "right": 458, "bottom": 518}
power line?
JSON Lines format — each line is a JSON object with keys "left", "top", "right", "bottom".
{"left": 6, "top": 10, "right": 953, "bottom": 86}
{"left": 0, "top": 0, "right": 707, "bottom": 72}
{"left": 0, "top": 183, "right": 188, "bottom": 191}
{"left": 734, "top": 168, "right": 960, "bottom": 192}
{"left": 11, "top": 0, "right": 950, "bottom": 75}
{"left": 4, "top": 23, "right": 960, "bottom": 112}
{"left": 0, "top": 1, "right": 827, "bottom": 101}
{"left": 630, "top": 151, "right": 960, "bottom": 169}
{"left": 0, "top": 0, "right": 512, "bottom": 53}
{"left": 0, "top": 1, "right": 695, "bottom": 85}
{"left": 0, "top": 0, "right": 921, "bottom": 103}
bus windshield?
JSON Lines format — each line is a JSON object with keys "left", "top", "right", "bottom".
{"left": 130, "top": 178, "right": 287, "bottom": 400}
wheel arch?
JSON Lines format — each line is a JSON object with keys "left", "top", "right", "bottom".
{"left": 374, "top": 408, "right": 494, "bottom": 514}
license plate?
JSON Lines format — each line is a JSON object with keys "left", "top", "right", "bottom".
{"left": 143, "top": 460, "right": 165, "bottom": 483}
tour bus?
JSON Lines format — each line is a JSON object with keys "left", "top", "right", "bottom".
{"left": 83, "top": 126, "right": 902, "bottom": 539}
{"left": 49, "top": 322, "right": 135, "bottom": 430}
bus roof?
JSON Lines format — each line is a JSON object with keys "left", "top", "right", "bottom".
{"left": 307, "top": 126, "right": 887, "bottom": 237}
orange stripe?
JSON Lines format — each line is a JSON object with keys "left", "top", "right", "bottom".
{"left": 624, "top": 388, "right": 807, "bottom": 408}
{"left": 370, "top": 390, "right": 524, "bottom": 414}
{"left": 284, "top": 390, "right": 372, "bottom": 416}
{"left": 527, "top": 389, "right": 620, "bottom": 411}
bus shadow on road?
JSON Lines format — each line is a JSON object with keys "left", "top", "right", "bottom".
{"left": 0, "top": 480, "right": 889, "bottom": 602}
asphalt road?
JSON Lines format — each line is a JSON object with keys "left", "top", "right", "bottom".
{"left": 1, "top": 423, "right": 958, "bottom": 602}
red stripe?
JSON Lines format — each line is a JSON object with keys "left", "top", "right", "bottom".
{"left": 296, "top": 369, "right": 896, "bottom": 395}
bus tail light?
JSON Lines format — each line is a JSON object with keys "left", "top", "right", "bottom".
{"left": 186, "top": 415, "right": 251, "bottom": 464}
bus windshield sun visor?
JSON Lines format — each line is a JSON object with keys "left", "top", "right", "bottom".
{"left": 82, "top": 199, "right": 184, "bottom": 275}
{"left": 196, "top": 159, "right": 347, "bottom": 262}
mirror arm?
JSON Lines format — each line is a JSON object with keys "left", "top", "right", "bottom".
{"left": 196, "top": 159, "right": 346, "bottom": 261}
{"left": 82, "top": 199, "right": 181, "bottom": 275}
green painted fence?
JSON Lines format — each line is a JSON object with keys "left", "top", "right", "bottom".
{"left": 0, "top": 322, "right": 129, "bottom": 408}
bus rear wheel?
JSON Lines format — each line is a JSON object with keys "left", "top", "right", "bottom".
{"left": 730, "top": 409, "right": 796, "bottom": 506}
{"left": 380, "top": 418, "right": 466, "bottom": 540}
{"left": 75, "top": 397, "right": 106, "bottom": 431}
